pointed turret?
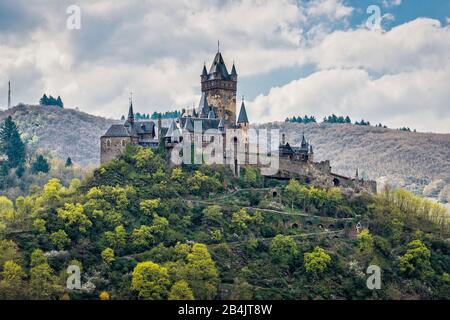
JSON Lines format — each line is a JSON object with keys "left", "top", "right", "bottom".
{"left": 301, "top": 133, "right": 308, "bottom": 148}
{"left": 208, "top": 108, "right": 216, "bottom": 119}
{"left": 127, "top": 98, "right": 134, "bottom": 125}
{"left": 198, "top": 92, "right": 210, "bottom": 118}
{"left": 208, "top": 52, "right": 231, "bottom": 80}
{"left": 237, "top": 100, "right": 249, "bottom": 124}
{"left": 309, "top": 145, "right": 314, "bottom": 154}
{"left": 231, "top": 63, "right": 237, "bottom": 76}
{"left": 165, "top": 119, "right": 181, "bottom": 139}
{"left": 218, "top": 117, "right": 225, "bottom": 132}
{"left": 202, "top": 63, "right": 208, "bottom": 76}
{"left": 183, "top": 116, "right": 194, "bottom": 132}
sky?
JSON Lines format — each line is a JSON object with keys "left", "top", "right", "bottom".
{"left": 0, "top": 0, "right": 449, "bottom": 132}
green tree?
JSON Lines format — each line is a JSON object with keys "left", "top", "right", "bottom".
{"left": 104, "top": 225, "right": 127, "bottom": 249}
{"left": 30, "top": 263, "right": 63, "bottom": 299}
{"left": 0, "top": 240, "right": 21, "bottom": 267}
{"left": 202, "top": 205, "right": 223, "bottom": 226}
{"left": 0, "top": 116, "right": 25, "bottom": 168}
{"left": 284, "top": 179, "right": 302, "bottom": 210}
{"left": 358, "top": 229, "right": 374, "bottom": 255}
{"left": 231, "top": 208, "right": 252, "bottom": 233}
{"left": 182, "top": 243, "right": 219, "bottom": 300}
{"left": 65, "top": 157, "right": 73, "bottom": 167}
{"left": 57, "top": 203, "right": 92, "bottom": 233}
{"left": 29, "top": 249, "right": 63, "bottom": 299}
{"left": 168, "top": 280, "right": 194, "bottom": 300}
{"left": 304, "top": 246, "right": 331, "bottom": 275}
{"left": 0, "top": 260, "right": 26, "bottom": 299}
{"left": 131, "top": 225, "right": 154, "bottom": 249}
{"left": 50, "top": 230, "right": 71, "bottom": 250}
{"left": 140, "top": 199, "right": 161, "bottom": 216}
{"left": 270, "top": 235, "right": 298, "bottom": 265}
{"left": 399, "top": 240, "right": 433, "bottom": 278}
{"left": 31, "top": 155, "right": 50, "bottom": 174}
{"left": 101, "top": 248, "right": 115, "bottom": 265}
{"left": 131, "top": 261, "right": 170, "bottom": 300}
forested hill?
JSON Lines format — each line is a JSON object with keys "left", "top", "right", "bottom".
{"left": 1, "top": 105, "right": 449, "bottom": 202}
{"left": 258, "top": 122, "right": 450, "bottom": 202}
{"left": 0, "top": 105, "right": 117, "bottom": 166}
{"left": 0, "top": 146, "right": 448, "bottom": 300}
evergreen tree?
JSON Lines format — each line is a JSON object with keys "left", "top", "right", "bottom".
{"left": 65, "top": 157, "right": 73, "bottom": 167}
{"left": 31, "top": 155, "right": 50, "bottom": 174}
{"left": 39, "top": 94, "right": 49, "bottom": 105}
{"left": 0, "top": 116, "right": 26, "bottom": 169}
{"left": 56, "top": 96, "right": 64, "bottom": 108}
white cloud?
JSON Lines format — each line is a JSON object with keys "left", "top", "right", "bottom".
{"left": 306, "top": 18, "right": 450, "bottom": 73}
{"left": 1, "top": 1, "right": 449, "bottom": 134}
{"left": 306, "top": 0, "right": 353, "bottom": 21}
{"left": 249, "top": 66, "right": 450, "bottom": 133}
{"left": 382, "top": 0, "right": 402, "bottom": 7}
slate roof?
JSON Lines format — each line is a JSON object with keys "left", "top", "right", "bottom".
{"left": 237, "top": 101, "right": 249, "bottom": 123}
{"left": 198, "top": 92, "right": 211, "bottom": 117}
{"left": 102, "top": 124, "right": 133, "bottom": 137}
{"left": 207, "top": 52, "right": 231, "bottom": 81}
{"left": 178, "top": 117, "right": 221, "bottom": 134}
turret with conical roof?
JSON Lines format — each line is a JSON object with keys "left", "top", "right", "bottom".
{"left": 237, "top": 100, "right": 249, "bottom": 125}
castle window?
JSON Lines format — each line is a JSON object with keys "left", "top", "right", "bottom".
{"left": 210, "top": 136, "right": 214, "bottom": 142}
{"left": 121, "top": 139, "right": 127, "bottom": 147}
{"left": 106, "top": 139, "right": 111, "bottom": 147}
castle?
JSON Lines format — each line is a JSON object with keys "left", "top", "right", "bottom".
{"left": 101, "top": 50, "right": 376, "bottom": 192}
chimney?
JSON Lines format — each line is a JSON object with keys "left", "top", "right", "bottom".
{"left": 281, "top": 133, "right": 286, "bottom": 145}
{"left": 7, "top": 81, "right": 11, "bottom": 109}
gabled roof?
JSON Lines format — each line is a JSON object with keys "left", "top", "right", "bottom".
{"left": 165, "top": 119, "right": 181, "bottom": 138}
{"left": 102, "top": 124, "right": 132, "bottom": 138}
{"left": 237, "top": 101, "right": 249, "bottom": 124}
{"left": 136, "top": 121, "right": 156, "bottom": 136}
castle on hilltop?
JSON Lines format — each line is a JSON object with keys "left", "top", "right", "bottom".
{"left": 100, "top": 49, "right": 376, "bottom": 192}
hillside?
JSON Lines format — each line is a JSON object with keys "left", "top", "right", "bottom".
{"left": 258, "top": 122, "right": 450, "bottom": 202}
{"left": 1, "top": 106, "right": 449, "bottom": 202}
{"left": 0, "top": 146, "right": 449, "bottom": 300}
{"left": 0, "top": 105, "right": 117, "bottom": 166}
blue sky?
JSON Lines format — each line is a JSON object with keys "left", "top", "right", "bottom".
{"left": 0, "top": 0, "right": 449, "bottom": 132}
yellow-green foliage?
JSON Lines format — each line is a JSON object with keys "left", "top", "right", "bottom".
{"left": 304, "top": 246, "right": 331, "bottom": 274}
{"left": 131, "top": 261, "right": 171, "bottom": 300}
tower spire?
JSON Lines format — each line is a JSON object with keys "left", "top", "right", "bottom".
{"left": 7, "top": 81, "right": 11, "bottom": 109}
{"left": 127, "top": 92, "right": 134, "bottom": 124}
{"left": 217, "top": 40, "right": 220, "bottom": 52}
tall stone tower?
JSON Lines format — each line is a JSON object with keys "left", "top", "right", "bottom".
{"left": 201, "top": 50, "right": 237, "bottom": 126}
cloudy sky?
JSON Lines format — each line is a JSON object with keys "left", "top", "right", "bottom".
{"left": 0, "top": 0, "right": 449, "bottom": 132}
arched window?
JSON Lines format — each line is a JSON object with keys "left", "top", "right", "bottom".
{"left": 121, "top": 139, "right": 127, "bottom": 147}
{"left": 106, "top": 139, "right": 111, "bottom": 147}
